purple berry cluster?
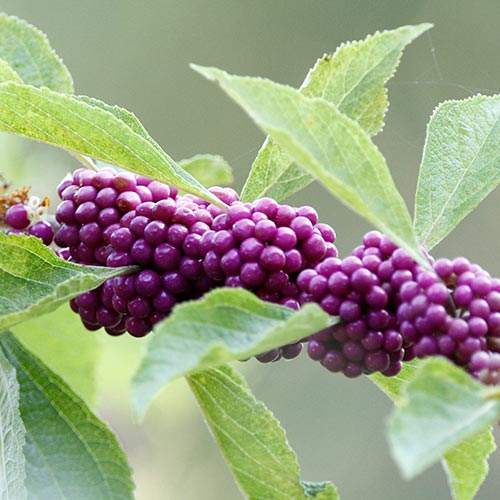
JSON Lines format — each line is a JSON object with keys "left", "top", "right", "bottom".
{"left": 199, "top": 197, "right": 337, "bottom": 362}
{"left": 298, "top": 231, "right": 421, "bottom": 377}
{"left": 398, "top": 256, "right": 500, "bottom": 383}
{"left": 55, "top": 167, "right": 243, "bottom": 337}
{"left": 52, "top": 167, "right": 339, "bottom": 356}
{"left": 44, "top": 167, "right": 500, "bottom": 384}
{"left": 1, "top": 194, "right": 54, "bottom": 245}
{"left": 297, "top": 229, "right": 500, "bottom": 383}
{"left": 54, "top": 167, "right": 179, "bottom": 264}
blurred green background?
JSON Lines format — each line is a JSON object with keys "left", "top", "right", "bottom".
{"left": 3, "top": 0, "right": 500, "bottom": 498}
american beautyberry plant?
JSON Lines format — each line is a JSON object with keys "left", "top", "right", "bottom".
{"left": 1, "top": 12, "right": 500, "bottom": 500}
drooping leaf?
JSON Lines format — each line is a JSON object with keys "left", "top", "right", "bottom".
{"left": 415, "top": 95, "right": 500, "bottom": 249}
{"left": 179, "top": 153, "right": 233, "bottom": 187}
{"left": 194, "top": 66, "right": 427, "bottom": 267}
{"left": 0, "top": 13, "right": 73, "bottom": 93}
{"left": 0, "top": 233, "right": 133, "bottom": 332}
{"left": 241, "top": 24, "right": 432, "bottom": 202}
{"left": 12, "top": 305, "right": 101, "bottom": 406}
{"left": 0, "top": 59, "right": 22, "bottom": 84}
{"left": 388, "top": 357, "right": 500, "bottom": 480}
{"left": 0, "top": 331, "right": 134, "bottom": 500}
{"left": 132, "top": 287, "right": 331, "bottom": 415}
{"left": 188, "top": 365, "right": 338, "bottom": 500}
{"left": 372, "top": 359, "right": 494, "bottom": 500}
{"left": 0, "top": 347, "right": 26, "bottom": 500}
{"left": 0, "top": 81, "right": 225, "bottom": 207}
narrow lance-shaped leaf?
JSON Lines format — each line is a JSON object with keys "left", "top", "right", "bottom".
{"left": 179, "top": 153, "right": 233, "bottom": 187}
{"left": 0, "top": 347, "right": 26, "bottom": 500}
{"left": 188, "top": 365, "right": 339, "bottom": 500}
{"left": 387, "top": 357, "right": 500, "bottom": 481}
{"left": 241, "top": 23, "right": 432, "bottom": 202}
{"left": 0, "top": 82, "right": 226, "bottom": 207}
{"left": 0, "top": 13, "right": 73, "bottom": 93}
{"left": 132, "top": 287, "right": 331, "bottom": 416}
{"left": 415, "top": 95, "right": 500, "bottom": 249}
{"left": 194, "top": 66, "right": 427, "bottom": 267}
{"left": 372, "top": 361, "right": 495, "bottom": 500}
{"left": 0, "top": 233, "right": 134, "bottom": 332}
{"left": 0, "top": 332, "right": 134, "bottom": 500}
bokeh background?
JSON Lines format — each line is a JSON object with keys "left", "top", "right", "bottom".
{"left": 3, "top": 1, "right": 500, "bottom": 498}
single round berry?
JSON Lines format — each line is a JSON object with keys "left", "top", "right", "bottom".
{"left": 5, "top": 204, "right": 30, "bottom": 229}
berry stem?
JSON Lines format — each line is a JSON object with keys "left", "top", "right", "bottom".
{"left": 70, "top": 152, "right": 99, "bottom": 171}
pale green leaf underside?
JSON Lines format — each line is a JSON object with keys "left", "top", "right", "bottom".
{"left": 241, "top": 23, "right": 432, "bottom": 202}
{"left": 188, "top": 365, "right": 337, "bottom": 500}
{"left": 195, "top": 66, "right": 427, "bottom": 267}
{"left": 179, "top": 153, "right": 233, "bottom": 187}
{"left": 132, "top": 287, "right": 331, "bottom": 415}
{"left": 0, "top": 332, "right": 134, "bottom": 499}
{"left": 372, "top": 359, "right": 494, "bottom": 500}
{"left": 0, "top": 233, "right": 133, "bottom": 332}
{"left": 0, "top": 348, "right": 26, "bottom": 500}
{"left": 370, "top": 358, "right": 422, "bottom": 403}
{"left": 415, "top": 95, "right": 500, "bottom": 249}
{"left": 388, "top": 357, "right": 500, "bottom": 480}
{"left": 12, "top": 305, "right": 101, "bottom": 406}
{"left": 0, "top": 81, "right": 225, "bottom": 207}
{"left": 0, "top": 13, "right": 73, "bottom": 93}
{"left": 0, "top": 58, "right": 22, "bottom": 84}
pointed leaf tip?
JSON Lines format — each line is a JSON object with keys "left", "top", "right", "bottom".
{"left": 0, "top": 232, "right": 134, "bottom": 331}
{"left": 415, "top": 94, "right": 500, "bottom": 249}
{"left": 132, "top": 287, "right": 331, "bottom": 416}
{"left": 238, "top": 23, "right": 433, "bottom": 202}
{"left": 193, "top": 65, "right": 427, "bottom": 267}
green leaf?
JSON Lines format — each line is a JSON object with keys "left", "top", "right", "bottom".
{"left": 0, "top": 58, "right": 22, "bottom": 84}
{"left": 0, "top": 331, "right": 134, "bottom": 500}
{"left": 372, "top": 359, "right": 494, "bottom": 500}
{"left": 0, "top": 347, "right": 26, "bottom": 500}
{"left": 0, "top": 13, "right": 73, "bottom": 93}
{"left": 0, "top": 81, "right": 225, "bottom": 207}
{"left": 241, "top": 24, "right": 432, "bottom": 202}
{"left": 194, "top": 65, "right": 427, "bottom": 267}
{"left": 0, "top": 233, "right": 133, "bottom": 332}
{"left": 371, "top": 358, "right": 422, "bottom": 403}
{"left": 73, "top": 94, "right": 165, "bottom": 155}
{"left": 179, "top": 153, "right": 233, "bottom": 187}
{"left": 301, "top": 482, "right": 339, "bottom": 500}
{"left": 132, "top": 287, "right": 331, "bottom": 415}
{"left": 188, "top": 365, "right": 337, "bottom": 500}
{"left": 12, "top": 305, "right": 101, "bottom": 406}
{"left": 442, "top": 430, "right": 496, "bottom": 500}
{"left": 388, "top": 357, "right": 500, "bottom": 480}
{"left": 414, "top": 95, "right": 500, "bottom": 249}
